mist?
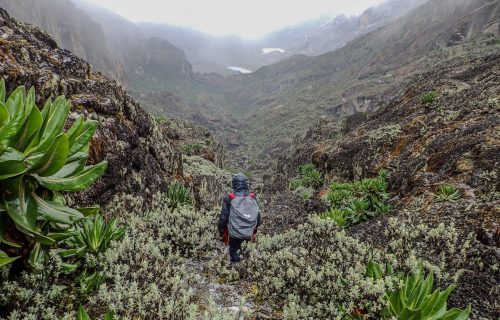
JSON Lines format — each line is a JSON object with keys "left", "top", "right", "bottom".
{"left": 80, "top": 0, "right": 387, "bottom": 39}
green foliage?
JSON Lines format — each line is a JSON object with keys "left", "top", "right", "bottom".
{"left": 77, "top": 305, "right": 115, "bottom": 320}
{"left": 0, "top": 80, "right": 107, "bottom": 268}
{"left": 421, "top": 91, "right": 438, "bottom": 105}
{"left": 318, "top": 208, "right": 350, "bottom": 227}
{"left": 1, "top": 193, "right": 219, "bottom": 319}
{"left": 166, "top": 182, "right": 192, "bottom": 211}
{"left": 77, "top": 269, "right": 106, "bottom": 295}
{"left": 72, "top": 215, "right": 125, "bottom": 255}
{"left": 368, "top": 262, "right": 471, "bottom": 319}
{"left": 179, "top": 143, "right": 202, "bottom": 155}
{"left": 320, "top": 171, "right": 390, "bottom": 227}
{"left": 435, "top": 184, "right": 461, "bottom": 202}
{"left": 289, "top": 163, "right": 323, "bottom": 191}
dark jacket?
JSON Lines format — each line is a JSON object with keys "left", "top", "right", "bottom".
{"left": 218, "top": 174, "right": 262, "bottom": 237}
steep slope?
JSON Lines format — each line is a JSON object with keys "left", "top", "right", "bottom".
{"left": 269, "top": 51, "right": 499, "bottom": 318}
{"left": 0, "top": 8, "right": 229, "bottom": 208}
{"left": 0, "top": 0, "right": 128, "bottom": 84}
{"left": 210, "top": 0, "right": 500, "bottom": 170}
{"left": 72, "top": 1, "right": 196, "bottom": 94}
{"left": 261, "top": 0, "right": 427, "bottom": 56}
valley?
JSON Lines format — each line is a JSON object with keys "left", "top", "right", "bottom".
{"left": 0, "top": 0, "right": 499, "bottom": 318}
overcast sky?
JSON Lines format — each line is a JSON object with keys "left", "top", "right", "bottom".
{"left": 81, "top": 0, "right": 387, "bottom": 39}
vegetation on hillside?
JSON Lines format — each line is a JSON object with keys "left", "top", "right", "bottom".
{"left": 320, "top": 171, "right": 390, "bottom": 227}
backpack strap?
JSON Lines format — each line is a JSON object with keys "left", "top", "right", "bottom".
{"left": 230, "top": 192, "right": 255, "bottom": 199}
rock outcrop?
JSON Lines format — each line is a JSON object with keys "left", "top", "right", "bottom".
{"left": 0, "top": 8, "right": 229, "bottom": 208}
{"left": 0, "top": 0, "right": 129, "bottom": 84}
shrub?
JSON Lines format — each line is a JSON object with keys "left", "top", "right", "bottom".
{"left": 370, "top": 124, "right": 402, "bottom": 145}
{"left": 86, "top": 193, "right": 218, "bottom": 318}
{"left": 166, "top": 182, "right": 192, "bottom": 211}
{"left": 435, "top": 184, "right": 461, "bottom": 202}
{"left": 0, "top": 80, "right": 107, "bottom": 268}
{"left": 0, "top": 251, "right": 78, "bottom": 319}
{"left": 319, "top": 208, "right": 350, "bottom": 227}
{"left": 289, "top": 163, "right": 323, "bottom": 191}
{"left": 1, "top": 193, "right": 220, "bottom": 319}
{"left": 180, "top": 143, "right": 203, "bottom": 155}
{"left": 241, "top": 217, "right": 399, "bottom": 318}
{"left": 420, "top": 91, "right": 438, "bottom": 104}
{"left": 290, "top": 185, "right": 314, "bottom": 202}
{"left": 321, "top": 171, "right": 390, "bottom": 227}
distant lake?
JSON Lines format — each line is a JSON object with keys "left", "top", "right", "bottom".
{"left": 227, "top": 66, "right": 252, "bottom": 74}
{"left": 262, "top": 48, "right": 286, "bottom": 54}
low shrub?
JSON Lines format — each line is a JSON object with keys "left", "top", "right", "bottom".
{"left": 242, "top": 217, "right": 399, "bottom": 318}
{"left": 370, "top": 124, "right": 402, "bottom": 145}
{"left": 166, "top": 182, "right": 193, "bottom": 211}
{"left": 421, "top": 91, "right": 438, "bottom": 104}
{"left": 289, "top": 163, "right": 323, "bottom": 191}
{"left": 180, "top": 143, "right": 202, "bottom": 155}
{"left": 85, "top": 194, "right": 218, "bottom": 318}
{"left": 0, "top": 251, "right": 78, "bottom": 319}
{"left": 320, "top": 171, "right": 390, "bottom": 227}
{"left": 435, "top": 184, "right": 461, "bottom": 202}
{"left": 1, "top": 193, "right": 219, "bottom": 319}
{"left": 242, "top": 216, "right": 471, "bottom": 319}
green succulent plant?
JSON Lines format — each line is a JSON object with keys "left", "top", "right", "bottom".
{"left": 166, "top": 182, "right": 192, "bottom": 211}
{"left": 322, "top": 171, "right": 390, "bottom": 227}
{"left": 71, "top": 215, "right": 125, "bottom": 255}
{"left": 77, "top": 305, "right": 116, "bottom": 320}
{"left": 77, "top": 269, "right": 106, "bottom": 294}
{"left": 366, "top": 262, "right": 471, "bottom": 319}
{"left": 289, "top": 163, "right": 324, "bottom": 191}
{"left": 420, "top": 91, "right": 438, "bottom": 105}
{"left": 383, "top": 265, "right": 471, "bottom": 319}
{"left": 435, "top": 184, "right": 461, "bottom": 202}
{"left": 319, "top": 208, "right": 350, "bottom": 227}
{"left": 0, "top": 80, "right": 107, "bottom": 268}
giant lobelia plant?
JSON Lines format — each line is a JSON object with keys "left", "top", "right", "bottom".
{"left": 0, "top": 79, "right": 107, "bottom": 268}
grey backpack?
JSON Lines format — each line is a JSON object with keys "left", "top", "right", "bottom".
{"left": 228, "top": 193, "right": 259, "bottom": 239}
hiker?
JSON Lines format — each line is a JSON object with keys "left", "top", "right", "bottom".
{"left": 218, "top": 173, "right": 261, "bottom": 263}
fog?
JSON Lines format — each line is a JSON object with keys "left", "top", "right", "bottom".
{"left": 80, "top": 0, "right": 387, "bottom": 39}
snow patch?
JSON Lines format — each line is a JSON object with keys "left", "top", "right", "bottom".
{"left": 227, "top": 66, "right": 252, "bottom": 74}
{"left": 262, "top": 48, "right": 286, "bottom": 54}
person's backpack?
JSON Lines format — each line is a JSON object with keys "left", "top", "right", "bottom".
{"left": 227, "top": 192, "right": 259, "bottom": 240}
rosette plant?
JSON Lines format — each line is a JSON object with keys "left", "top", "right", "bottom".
{"left": 0, "top": 80, "right": 107, "bottom": 268}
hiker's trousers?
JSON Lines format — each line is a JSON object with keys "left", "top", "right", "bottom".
{"left": 228, "top": 237, "right": 246, "bottom": 262}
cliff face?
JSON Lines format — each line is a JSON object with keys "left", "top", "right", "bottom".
{"left": 0, "top": 0, "right": 129, "bottom": 84}
{"left": 0, "top": 8, "right": 228, "bottom": 208}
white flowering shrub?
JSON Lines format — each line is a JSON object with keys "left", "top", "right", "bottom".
{"left": 105, "top": 193, "right": 217, "bottom": 258}
{"left": 241, "top": 217, "right": 399, "bottom": 318}
{"left": 85, "top": 193, "right": 218, "bottom": 318}
{"left": 383, "top": 216, "right": 462, "bottom": 278}
{"left": 0, "top": 251, "right": 77, "bottom": 320}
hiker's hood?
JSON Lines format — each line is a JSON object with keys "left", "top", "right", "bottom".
{"left": 232, "top": 173, "right": 249, "bottom": 195}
